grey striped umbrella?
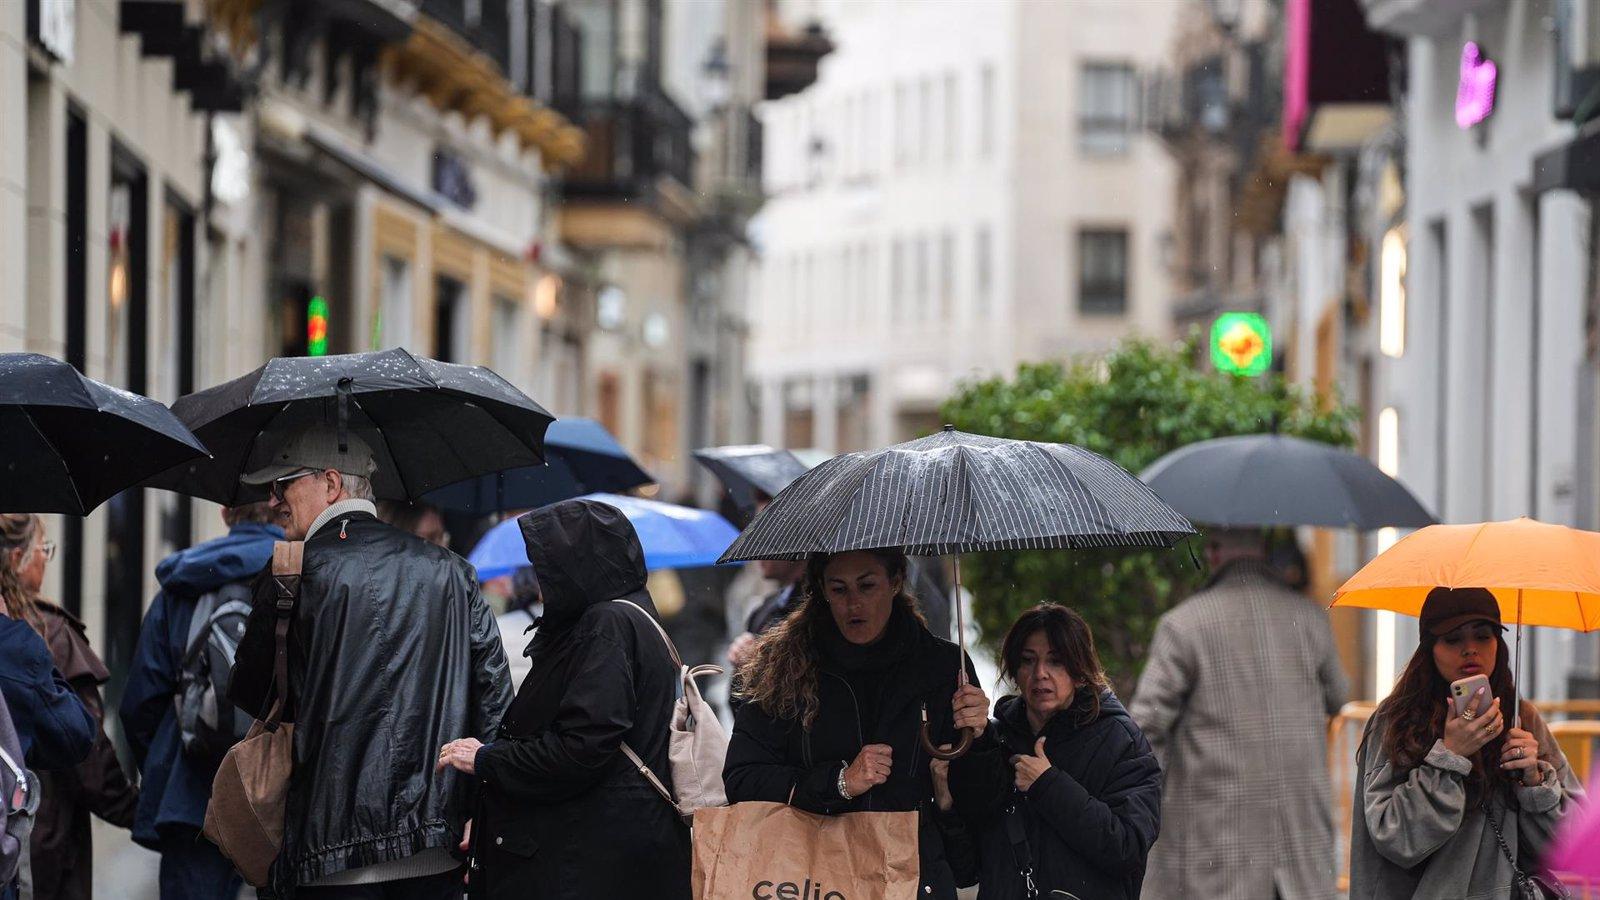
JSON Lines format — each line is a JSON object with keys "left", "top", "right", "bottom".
{"left": 718, "top": 426, "right": 1195, "bottom": 562}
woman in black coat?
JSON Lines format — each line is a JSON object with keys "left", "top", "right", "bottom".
{"left": 952, "top": 603, "right": 1163, "bottom": 900}
{"left": 723, "top": 548, "right": 990, "bottom": 898}
{"left": 437, "top": 499, "right": 690, "bottom": 900}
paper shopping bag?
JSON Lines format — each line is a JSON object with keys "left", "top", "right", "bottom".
{"left": 692, "top": 801, "right": 920, "bottom": 900}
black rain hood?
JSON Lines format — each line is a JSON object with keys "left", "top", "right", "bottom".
{"left": 519, "top": 498, "right": 647, "bottom": 623}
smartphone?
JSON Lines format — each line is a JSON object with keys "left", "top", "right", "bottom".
{"left": 1450, "top": 674, "right": 1491, "bottom": 718}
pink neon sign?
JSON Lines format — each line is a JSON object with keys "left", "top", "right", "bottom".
{"left": 1455, "top": 42, "right": 1497, "bottom": 129}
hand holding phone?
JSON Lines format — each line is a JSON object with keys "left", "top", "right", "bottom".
{"left": 1450, "top": 674, "right": 1491, "bottom": 718}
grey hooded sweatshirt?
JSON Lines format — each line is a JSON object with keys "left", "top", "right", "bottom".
{"left": 1349, "top": 704, "right": 1583, "bottom": 899}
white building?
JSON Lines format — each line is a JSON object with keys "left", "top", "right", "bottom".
{"left": 1361, "top": 0, "right": 1600, "bottom": 701}
{"left": 750, "top": 0, "right": 1183, "bottom": 453}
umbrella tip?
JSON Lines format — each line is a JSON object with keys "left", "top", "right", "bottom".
{"left": 942, "top": 424, "right": 955, "bottom": 432}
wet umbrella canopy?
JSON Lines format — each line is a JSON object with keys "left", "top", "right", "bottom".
{"left": 720, "top": 426, "right": 1194, "bottom": 760}
{"left": 1140, "top": 433, "right": 1436, "bottom": 530}
{"left": 0, "top": 352, "right": 209, "bottom": 514}
{"left": 692, "top": 444, "right": 810, "bottom": 513}
{"left": 145, "top": 348, "right": 553, "bottom": 505}
{"left": 425, "top": 417, "right": 653, "bottom": 514}
{"left": 720, "top": 427, "right": 1195, "bottom": 562}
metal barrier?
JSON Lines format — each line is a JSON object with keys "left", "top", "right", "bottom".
{"left": 1328, "top": 700, "right": 1599, "bottom": 895}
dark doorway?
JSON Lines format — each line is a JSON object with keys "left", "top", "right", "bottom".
{"left": 62, "top": 104, "right": 88, "bottom": 617}
{"left": 103, "top": 145, "right": 150, "bottom": 720}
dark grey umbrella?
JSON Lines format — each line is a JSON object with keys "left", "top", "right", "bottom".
{"left": 0, "top": 353, "right": 209, "bottom": 514}
{"left": 144, "top": 348, "right": 553, "bottom": 505}
{"left": 425, "top": 417, "right": 653, "bottom": 515}
{"left": 719, "top": 426, "right": 1195, "bottom": 761}
{"left": 1139, "top": 433, "right": 1436, "bottom": 530}
{"left": 720, "top": 427, "right": 1195, "bottom": 562}
{"left": 692, "top": 444, "right": 809, "bottom": 513}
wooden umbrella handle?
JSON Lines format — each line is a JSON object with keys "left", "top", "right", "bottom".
{"left": 921, "top": 724, "right": 974, "bottom": 760}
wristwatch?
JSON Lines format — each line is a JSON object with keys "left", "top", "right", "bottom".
{"left": 837, "top": 764, "right": 854, "bottom": 800}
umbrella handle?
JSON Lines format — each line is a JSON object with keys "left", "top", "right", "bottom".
{"left": 921, "top": 724, "right": 974, "bottom": 760}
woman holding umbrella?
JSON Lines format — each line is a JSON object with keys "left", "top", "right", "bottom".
{"left": 724, "top": 547, "right": 989, "bottom": 898}
{"left": 1349, "top": 587, "right": 1583, "bottom": 899}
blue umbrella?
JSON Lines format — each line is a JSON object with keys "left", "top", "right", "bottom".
{"left": 468, "top": 493, "right": 740, "bottom": 580}
{"left": 426, "top": 417, "right": 653, "bottom": 514}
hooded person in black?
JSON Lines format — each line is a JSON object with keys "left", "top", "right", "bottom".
{"left": 439, "top": 499, "right": 690, "bottom": 900}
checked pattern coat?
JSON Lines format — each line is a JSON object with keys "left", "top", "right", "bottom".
{"left": 1131, "top": 560, "right": 1350, "bottom": 900}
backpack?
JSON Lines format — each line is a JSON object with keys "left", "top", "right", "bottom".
{"left": 176, "top": 582, "right": 256, "bottom": 763}
{"left": 0, "top": 689, "right": 39, "bottom": 889}
{"left": 612, "top": 599, "right": 730, "bottom": 822}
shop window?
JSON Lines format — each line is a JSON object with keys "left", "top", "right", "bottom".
{"left": 434, "top": 275, "right": 470, "bottom": 363}
{"left": 377, "top": 256, "right": 414, "bottom": 350}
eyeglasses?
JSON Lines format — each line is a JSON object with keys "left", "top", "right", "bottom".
{"left": 269, "top": 470, "right": 318, "bottom": 502}
{"left": 30, "top": 540, "right": 55, "bottom": 563}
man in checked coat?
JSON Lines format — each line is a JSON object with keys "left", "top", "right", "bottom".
{"left": 1131, "top": 528, "right": 1349, "bottom": 900}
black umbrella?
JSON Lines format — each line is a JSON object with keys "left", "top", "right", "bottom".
{"left": 1139, "top": 433, "right": 1436, "bottom": 530}
{"left": 145, "top": 348, "right": 553, "bottom": 505}
{"left": 720, "top": 426, "right": 1195, "bottom": 758}
{"left": 425, "top": 417, "right": 654, "bottom": 515}
{"left": 692, "top": 444, "right": 810, "bottom": 513}
{"left": 0, "top": 353, "right": 208, "bottom": 514}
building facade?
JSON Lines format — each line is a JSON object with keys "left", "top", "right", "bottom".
{"left": 750, "top": 0, "right": 1181, "bottom": 454}
{"left": 1359, "top": 0, "right": 1600, "bottom": 701}
{"left": 0, "top": 0, "right": 590, "bottom": 720}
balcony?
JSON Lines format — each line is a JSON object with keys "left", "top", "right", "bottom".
{"left": 1359, "top": 0, "right": 1498, "bottom": 38}
{"left": 119, "top": 1, "right": 249, "bottom": 111}
{"left": 422, "top": 0, "right": 511, "bottom": 74}
{"left": 1284, "top": 0, "right": 1396, "bottom": 153}
{"left": 765, "top": 14, "right": 834, "bottom": 101}
{"left": 558, "top": 78, "right": 695, "bottom": 204}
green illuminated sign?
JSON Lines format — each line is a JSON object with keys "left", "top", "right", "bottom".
{"left": 307, "top": 296, "right": 329, "bottom": 357}
{"left": 1211, "top": 312, "right": 1271, "bottom": 376}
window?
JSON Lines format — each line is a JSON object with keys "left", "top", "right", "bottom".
{"left": 1079, "top": 62, "right": 1137, "bottom": 155}
{"left": 894, "top": 84, "right": 909, "bottom": 167}
{"left": 377, "top": 256, "right": 413, "bottom": 349}
{"left": 979, "top": 64, "right": 996, "bottom": 158}
{"left": 891, "top": 239, "right": 905, "bottom": 322}
{"left": 918, "top": 78, "right": 933, "bottom": 165}
{"left": 914, "top": 236, "right": 930, "bottom": 319}
{"left": 975, "top": 225, "right": 992, "bottom": 318}
{"left": 434, "top": 275, "right": 470, "bottom": 362}
{"left": 1379, "top": 227, "right": 1406, "bottom": 358}
{"left": 939, "top": 231, "right": 955, "bottom": 320}
{"left": 492, "top": 296, "right": 521, "bottom": 384}
{"left": 944, "top": 72, "right": 960, "bottom": 163}
{"left": 1078, "top": 229, "right": 1129, "bottom": 315}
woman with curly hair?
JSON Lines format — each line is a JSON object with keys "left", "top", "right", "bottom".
{"left": 1350, "top": 587, "right": 1584, "bottom": 899}
{"left": 723, "top": 548, "right": 990, "bottom": 898}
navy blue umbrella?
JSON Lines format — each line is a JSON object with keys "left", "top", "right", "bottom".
{"left": 426, "top": 417, "right": 654, "bottom": 515}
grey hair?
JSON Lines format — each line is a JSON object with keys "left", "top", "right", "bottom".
{"left": 340, "top": 473, "right": 375, "bottom": 501}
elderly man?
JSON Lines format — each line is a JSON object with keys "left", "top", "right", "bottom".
{"left": 229, "top": 425, "right": 511, "bottom": 899}
{"left": 1130, "top": 528, "right": 1349, "bottom": 900}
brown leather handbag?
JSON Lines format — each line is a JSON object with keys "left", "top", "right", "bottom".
{"left": 202, "top": 540, "right": 302, "bottom": 888}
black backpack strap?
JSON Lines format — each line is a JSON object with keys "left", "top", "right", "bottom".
{"left": 1004, "top": 798, "right": 1040, "bottom": 899}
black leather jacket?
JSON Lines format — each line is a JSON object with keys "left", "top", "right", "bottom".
{"left": 231, "top": 512, "right": 511, "bottom": 894}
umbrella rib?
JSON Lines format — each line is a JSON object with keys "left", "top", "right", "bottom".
{"left": 18, "top": 406, "right": 88, "bottom": 513}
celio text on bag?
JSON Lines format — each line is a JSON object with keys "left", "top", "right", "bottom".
{"left": 751, "top": 879, "right": 846, "bottom": 900}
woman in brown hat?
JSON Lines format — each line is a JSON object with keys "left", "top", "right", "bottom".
{"left": 1348, "top": 586, "right": 1584, "bottom": 899}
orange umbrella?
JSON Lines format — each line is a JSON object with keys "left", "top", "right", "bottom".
{"left": 1332, "top": 517, "right": 1600, "bottom": 723}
